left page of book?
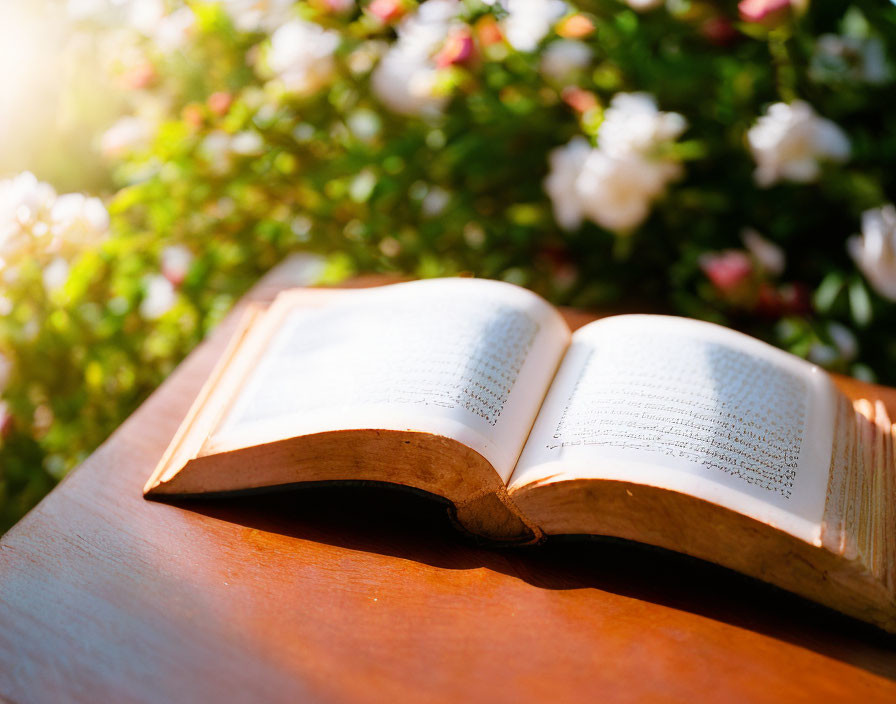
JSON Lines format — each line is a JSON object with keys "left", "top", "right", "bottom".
{"left": 201, "top": 278, "right": 570, "bottom": 483}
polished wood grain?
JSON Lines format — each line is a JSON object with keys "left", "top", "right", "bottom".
{"left": 2, "top": 260, "right": 896, "bottom": 704}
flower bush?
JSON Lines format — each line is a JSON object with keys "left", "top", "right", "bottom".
{"left": 1, "top": 0, "right": 895, "bottom": 531}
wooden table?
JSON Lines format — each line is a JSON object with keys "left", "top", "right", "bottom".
{"left": 2, "top": 259, "right": 895, "bottom": 704}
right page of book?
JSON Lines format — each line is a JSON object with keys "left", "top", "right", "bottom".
{"left": 509, "top": 315, "right": 839, "bottom": 545}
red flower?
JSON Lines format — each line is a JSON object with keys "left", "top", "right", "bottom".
{"left": 700, "top": 16, "right": 739, "bottom": 46}
{"left": 778, "top": 282, "right": 812, "bottom": 316}
{"left": 750, "top": 281, "right": 813, "bottom": 318}
{"left": 754, "top": 282, "right": 783, "bottom": 317}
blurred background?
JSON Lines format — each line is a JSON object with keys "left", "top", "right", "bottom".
{"left": 1, "top": 0, "right": 895, "bottom": 532}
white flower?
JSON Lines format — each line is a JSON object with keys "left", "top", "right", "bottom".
{"left": 67, "top": 0, "right": 116, "bottom": 20}
{"left": 372, "top": 49, "right": 442, "bottom": 117}
{"left": 812, "top": 34, "right": 890, "bottom": 85}
{"left": 161, "top": 244, "right": 193, "bottom": 286}
{"left": 0, "top": 174, "right": 109, "bottom": 267}
{"left": 50, "top": 193, "right": 110, "bottom": 245}
{"left": 153, "top": 7, "right": 196, "bottom": 52}
{"left": 422, "top": 186, "right": 451, "bottom": 217}
{"left": 544, "top": 94, "right": 686, "bottom": 233}
{"left": 576, "top": 150, "right": 671, "bottom": 232}
{"left": 624, "top": 0, "right": 664, "bottom": 10}
{"left": 268, "top": 19, "right": 340, "bottom": 96}
{"left": 221, "top": 0, "right": 295, "bottom": 33}
{"left": 199, "top": 130, "right": 265, "bottom": 173}
{"left": 597, "top": 92, "right": 687, "bottom": 159}
{"left": 544, "top": 137, "right": 591, "bottom": 230}
{"left": 502, "top": 0, "right": 567, "bottom": 52}
{"left": 43, "top": 257, "right": 70, "bottom": 294}
{"left": 123, "top": 0, "right": 194, "bottom": 51}
{"left": 848, "top": 204, "right": 896, "bottom": 301}
{"left": 0, "top": 172, "right": 56, "bottom": 260}
{"left": 140, "top": 274, "right": 177, "bottom": 319}
{"left": 403, "top": 0, "right": 463, "bottom": 50}
{"left": 371, "top": 0, "right": 460, "bottom": 116}
{"left": 828, "top": 321, "right": 858, "bottom": 361}
{"left": 200, "top": 131, "right": 235, "bottom": 173}
{"left": 347, "top": 108, "right": 382, "bottom": 141}
{"left": 747, "top": 101, "right": 851, "bottom": 187}
{"left": 741, "top": 227, "right": 786, "bottom": 276}
{"left": 0, "top": 172, "right": 56, "bottom": 228}
{"left": 100, "top": 116, "right": 153, "bottom": 158}
{"left": 230, "top": 131, "right": 264, "bottom": 155}
{"left": 347, "top": 40, "right": 387, "bottom": 75}
{"left": 128, "top": 0, "right": 166, "bottom": 35}
{"left": 540, "top": 40, "right": 591, "bottom": 84}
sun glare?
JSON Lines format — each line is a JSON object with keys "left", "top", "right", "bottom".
{"left": 0, "top": 3, "right": 68, "bottom": 173}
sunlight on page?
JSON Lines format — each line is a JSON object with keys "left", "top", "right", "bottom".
{"left": 511, "top": 315, "right": 837, "bottom": 544}
{"left": 209, "top": 279, "right": 569, "bottom": 481}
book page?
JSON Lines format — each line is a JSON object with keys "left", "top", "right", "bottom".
{"left": 509, "top": 315, "right": 838, "bottom": 544}
{"left": 205, "top": 279, "right": 570, "bottom": 482}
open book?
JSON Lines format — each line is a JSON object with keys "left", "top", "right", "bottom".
{"left": 144, "top": 279, "right": 896, "bottom": 632}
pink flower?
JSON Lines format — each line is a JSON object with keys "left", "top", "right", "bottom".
{"left": 0, "top": 400, "right": 14, "bottom": 440}
{"left": 435, "top": 30, "right": 475, "bottom": 68}
{"left": 738, "top": 0, "right": 791, "bottom": 26}
{"left": 561, "top": 87, "right": 598, "bottom": 113}
{"left": 207, "top": 92, "right": 233, "bottom": 116}
{"left": 323, "top": 0, "right": 355, "bottom": 13}
{"left": 368, "top": 0, "right": 404, "bottom": 23}
{"left": 161, "top": 245, "right": 194, "bottom": 287}
{"left": 182, "top": 104, "right": 205, "bottom": 129}
{"left": 475, "top": 16, "right": 504, "bottom": 46}
{"left": 700, "top": 251, "right": 754, "bottom": 294}
{"left": 0, "top": 353, "right": 11, "bottom": 394}
{"left": 121, "top": 61, "right": 157, "bottom": 90}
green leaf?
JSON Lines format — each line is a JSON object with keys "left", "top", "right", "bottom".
{"left": 849, "top": 279, "right": 873, "bottom": 328}
{"left": 814, "top": 272, "right": 844, "bottom": 313}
